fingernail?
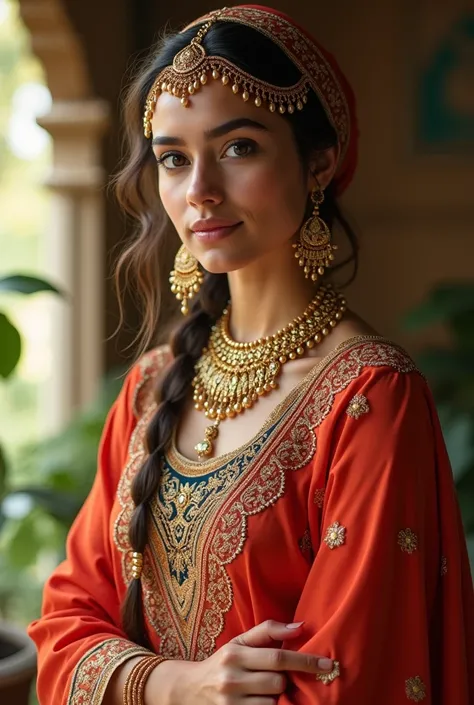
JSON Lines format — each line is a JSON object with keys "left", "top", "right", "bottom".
{"left": 317, "top": 658, "right": 333, "bottom": 671}
{"left": 286, "top": 621, "right": 304, "bottom": 629}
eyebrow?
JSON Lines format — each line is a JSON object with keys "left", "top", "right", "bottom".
{"left": 151, "top": 117, "right": 270, "bottom": 146}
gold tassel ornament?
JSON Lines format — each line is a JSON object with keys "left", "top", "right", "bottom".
{"left": 294, "top": 187, "right": 337, "bottom": 282}
{"left": 169, "top": 244, "right": 204, "bottom": 315}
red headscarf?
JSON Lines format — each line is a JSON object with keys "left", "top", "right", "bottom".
{"left": 184, "top": 5, "right": 359, "bottom": 195}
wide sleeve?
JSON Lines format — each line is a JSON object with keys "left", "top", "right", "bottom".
{"left": 28, "top": 363, "right": 154, "bottom": 705}
{"left": 279, "top": 369, "right": 474, "bottom": 705}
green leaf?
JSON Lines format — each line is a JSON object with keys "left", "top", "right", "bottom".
{"left": 467, "top": 535, "right": 474, "bottom": 574}
{"left": 0, "top": 443, "right": 7, "bottom": 498}
{"left": 4, "top": 513, "right": 43, "bottom": 569}
{"left": 403, "top": 282, "right": 474, "bottom": 330}
{"left": 0, "top": 274, "right": 64, "bottom": 297}
{"left": 415, "top": 348, "right": 474, "bottom": 385}
{"left": 443, "top": 415, "right": 474, "bottom": 483}
{"left": 3, "top": 487, "right": 81, "bottom": 525}
{"left": 0, "top": 312, "right": 22, "bottom": 378}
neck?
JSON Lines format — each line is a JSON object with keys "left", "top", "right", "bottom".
{"left": 226, "top": 243, "right": 320, "bottom": 342}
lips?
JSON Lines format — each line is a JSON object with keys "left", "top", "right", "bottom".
{"left": 190, "top": 218, "right": 243, "bottom": 244}
{"left": 190, "top": 218, "right": 241, "bottom": 232}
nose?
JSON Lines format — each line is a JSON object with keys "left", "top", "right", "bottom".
{"left": 186, "top": 159, "right": 224, "bottom": 208}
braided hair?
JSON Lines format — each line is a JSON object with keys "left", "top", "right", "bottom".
{"left": 114, "top": 20, "right": 358, "bottom": 646}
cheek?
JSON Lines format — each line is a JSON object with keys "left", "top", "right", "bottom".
{"left": 238, "top": 164, "right": 305, "bottom": 231}
{"left": 158, "top": 178, "right": 183, "bottom": 227}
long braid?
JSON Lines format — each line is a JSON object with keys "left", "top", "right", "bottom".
{"left": 121, "top": 273, "right": 229, "bottom": 646}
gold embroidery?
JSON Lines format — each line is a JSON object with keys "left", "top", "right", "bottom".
{"left": 441, "top": 555, "right": 448, "bottom": 576}
{"left": 313, "top": 487, "right": 325, "bottom": 508}
{"left": 405, "top": 676, "right": 427, "bottom": 701}
{"left": 114, "top": 338, "right": 419, "bottom": 660}
{"left": 67, "top": 639, "right": 151, "bottom": 705}
{"left": 324, "top": 521, "right": 346, "bottom": 549}
{"left": 398, "top": 529, "right": 418, "bottom": 554}
{"left": 346, "top": 394, "right": 370, "bottom": 419}
{"left": 299, "top": 528, "right": 313, "bottom": 556}
{"left": 132, "top": 345, "right": 171, "bottom": 418}
{"left": 316, "top": 660, "right": 340, "bottom": 685}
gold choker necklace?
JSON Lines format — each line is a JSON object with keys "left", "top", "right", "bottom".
{"left": 192, "top": 286, "right": 346, "bottom": 458}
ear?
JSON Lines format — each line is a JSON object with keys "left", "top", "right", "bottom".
{"left": 306, "top": 145, "right": 339, "bottom": 191}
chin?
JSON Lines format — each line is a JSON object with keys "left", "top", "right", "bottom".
{"left": 199, "top": 251, "right": 251, "bottom": 275}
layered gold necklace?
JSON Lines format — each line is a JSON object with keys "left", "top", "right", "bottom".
{"left": 192, "top": 285, "right": 346, "bottom": 458}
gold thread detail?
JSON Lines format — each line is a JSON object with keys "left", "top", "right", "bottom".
{"left": 405, "top": 676, "right": 427, "bottom": 702}
{"left": 316, "top": 660, "right": 340, "bottom": 685}
{"left": 323, "top": 521, "right": 346, "bottom": 549}
{"left": 346, "top": 394, "right": 370, "bottom": 419}
{"left": 299, "top": 528, "right": 313, "bottom": 557}
{"left": 67, "top": 639, "right": 152, "bottom": 705}
{"left": 440, "top": 555, "right": 448, "bottom": 576}
{"left": 313, "top": 487, "right": 325, "bottom": 508}
{"left": 398, "top": 529, "right": 418, "bottom": 554}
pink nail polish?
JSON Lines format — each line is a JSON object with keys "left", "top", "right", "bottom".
{"left": 286, "top": 621, "right": 304, "bottom": 629}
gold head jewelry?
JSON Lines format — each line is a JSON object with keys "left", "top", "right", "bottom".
{"left": 143, "top": 7, "right": 310, "bottom": 138}
{"left": 293, "top": 187, "right": 337, "bottom": 281}
{"left": 170, "top": 244, "right": 204, "bottom": 315}
{"left": 192, "top": 285, "right": 346, "bottom": 458}
{"left": 131, "top": 551, "right": 143, "bottom": 580}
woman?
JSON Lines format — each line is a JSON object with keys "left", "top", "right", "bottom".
{"left": 29, "top": 5, "right": 473, "bottom": 705}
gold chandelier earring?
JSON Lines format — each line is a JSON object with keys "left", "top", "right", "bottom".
{"left": 293, "top": 185, "right": 337, "bottom": 281}
{"left": 169, "top": 244, "right": 204, "bottom": 315}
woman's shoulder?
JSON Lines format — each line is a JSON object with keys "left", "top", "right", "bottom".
{"left": 118, "top": 344, "right": 173, "bottom": 420}
{"left": 302, "top": 333, "right": 428, "bottom": 433}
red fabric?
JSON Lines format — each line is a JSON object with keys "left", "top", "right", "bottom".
{"left": 28, "top": 341, "right": 474, "bottom": 704}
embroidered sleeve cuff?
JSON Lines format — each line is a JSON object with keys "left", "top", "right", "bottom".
{"left": 67, "top": 638, "right": 153, "bottom": 705}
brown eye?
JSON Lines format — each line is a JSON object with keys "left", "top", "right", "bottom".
{"left": 157, "top": 152, "right": 189, "bottom": 169}
{"left": 223, "top": 140, "right": 256, "bottom": 158}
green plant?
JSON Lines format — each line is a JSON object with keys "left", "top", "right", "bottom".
{"left": 0, "top": 366, "right": 124, "bottom": 622}
{"left": 0, "top": 273, "right": 64, "bottom": 621}
{"left": 403, "top": 281, "right": 474, "bottom": 567}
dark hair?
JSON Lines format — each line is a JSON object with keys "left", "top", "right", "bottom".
{"left": 114, "top": 20, "right": 359, "bottom": 646}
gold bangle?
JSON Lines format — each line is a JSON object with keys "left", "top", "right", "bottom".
{"left": 123, "top": 655, "right": 165, "bottom": 705}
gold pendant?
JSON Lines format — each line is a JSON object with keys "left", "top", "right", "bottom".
{"left": 195, "top": 423, "right": 220, "bottom": 459}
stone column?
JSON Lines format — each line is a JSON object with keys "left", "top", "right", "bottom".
{"left": 38, "top": 99, "right": 109, "bottom": 430}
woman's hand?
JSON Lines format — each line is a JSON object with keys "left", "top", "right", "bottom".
{"left": 146, "top": 619, "right": 333, "bottom": 705}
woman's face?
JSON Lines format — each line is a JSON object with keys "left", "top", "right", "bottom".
{"left": 151, "top": 79, "right": 311, "bottom": 274}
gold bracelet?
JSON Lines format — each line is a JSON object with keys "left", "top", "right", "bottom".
{"left": 123, "top": 655, "right": 165, "bottom": 705}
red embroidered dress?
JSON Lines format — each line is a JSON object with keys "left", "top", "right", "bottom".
{"left": 29, "top": 338, "right": 474, "bottom": 704}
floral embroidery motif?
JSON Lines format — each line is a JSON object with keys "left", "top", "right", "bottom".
{"left": 313, "top": 487, "right": 325, "bottom": 508}
{"left": 441, "top": 555, "right": 448, "bottom": 576}
{"left": 299, "top": 528, "right": 313, "bottom": 557}
{"left": 67, "top": 639, "right": 151, "bottom": 705}
{"left": 324, "top": 521, "right": 346, "bottom": 549}
{"left": 405, "top": 676, "right": 427, "bottom": 701}
{"left": 398, "top": 529, "right": 418, "bottom": 554}
{"left": 346, "top": 394, "right": 370, "bottom": 419}
{"left": 316, "top": 660, "right": 341, "bottom": 685}
{"left": 114, "top": 338, "right": 419, "bottom": 662}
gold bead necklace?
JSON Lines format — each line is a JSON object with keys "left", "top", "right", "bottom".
{"left": 192, "top": 285, "right": 346, "bottom": 458}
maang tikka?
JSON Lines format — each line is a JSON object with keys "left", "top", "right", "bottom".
{"left": 293, "top": 186, "right": 337, "bottom": 281}
{"left": 169, "top": 244, "right": 204, "bottom": 315}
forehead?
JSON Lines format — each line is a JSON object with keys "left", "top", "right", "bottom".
{"left": 150, "top": 78, "right": 285, "bottom": 137}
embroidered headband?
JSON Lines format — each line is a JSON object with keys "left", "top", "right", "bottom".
{"left": 144, "top": 5, "right": 358, "bottom": 194}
